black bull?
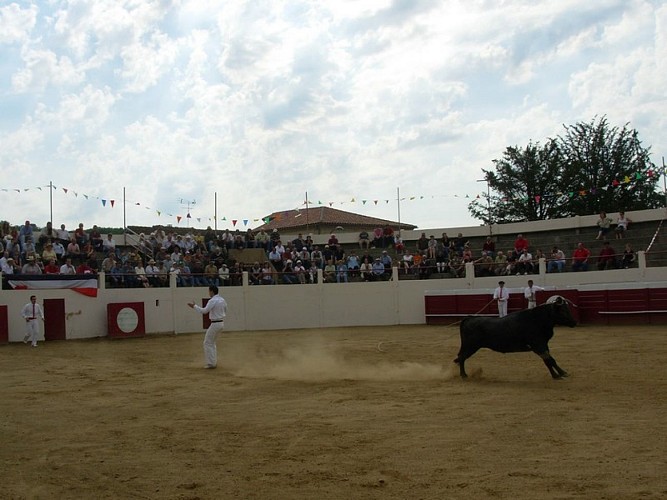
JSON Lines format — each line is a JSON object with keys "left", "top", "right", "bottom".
{"left": 454, "top": 297, "right": 577, "bottom": 379}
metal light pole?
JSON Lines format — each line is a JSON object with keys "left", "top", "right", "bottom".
{"left": 476, "top": 177, "right": 492, "bottom": 236}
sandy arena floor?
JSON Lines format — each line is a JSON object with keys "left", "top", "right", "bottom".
{"left": 2, "top": 324, "right": 667, "bottom": 499}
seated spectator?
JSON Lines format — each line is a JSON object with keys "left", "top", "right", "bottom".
{"left": 323, "top": 259, "right": 336, "bottom": 283}
{"left": 22, "top": 237, "right": 36, "bottom": 259}
{"left": 255, "top": 229, "right": 270, "bottom": 250}
{"left": 66, "top": 238, "right": 81, "bottom": 262}
{"left": 145, "top": 259, "right": 161, "bottom": 287}
{"left": 401, "top": 251, "right": 414, "bottom": 274}
{"left": 571, "top": 242, "right": 590, "bottom": 272}
{"left": 103, "top": 234, "right": 118, "bottom": 257}
{"left": 336, "top": 259, "right": 348, "bottom": 283}
{"left": 204, "top": 261, "right": 219, "bottom": 286}
{"left": 427, "top": 235, "right": 438, "bottom": 259}
{"left": 294, "top": 260, "right": 308, "bottom": 284}
{"left": 622, "top": 243, "right": 635, "bottom": 268}
{"left": 219, "top": 263, "right": 231, "bottom": 286}
{"left": 44, "top": 259, "right": 60, "bottom": 274}
{"left": 595, "top": 211, "right": 613, "bottom": 240}
{"left": 371, "top": 258, "right": 386, "bottom": 281}
{"left": 135, "top": 262, "right": 150, "bottom": 288}
{"left": 597, "top": 241, "right": 618, "bottom": 270}
{"left": 38, "top": 222, "right": 56, "bottom": 246}
{"left": 282, "top": 260, "right": 299, "bottom": 284}
{"left": 418, "top": 255, "right": 433, "bottom": 280}
{"left": 548, "top": 246, "right": 566, "bottom": 273}
{"left": 413, "top": 252, "right": 423, "bottom": 275}
{"left": 56, "top": 224, "right": 70, "bottom": 245}
{"left": 358, "top": 230, "right": 370, "bottom": 249}
{"left": 474, "top": 251, "right": 495, "bottom": 277}
{"left": 513, "top": 234, "right": 529, "bottom": 254}
{"left": 380, "top": 250, "right": 392, "bottom": 271}
{"left": 19, "top": 220, "right": 33, "bottom": 248}
{"left": 76, "top": 260, "right": 96, "bottom": 275}
{"left": 461, "top": 244, "right": 473, "bottom": 263}
{"left": 22, "top": 255, "right": 42, "bottom": 274}
{"left": 41, "top": 242, "right": 57, "bottom": 263}
{"left": 311, "top": 246, "right": 323, "bottom": 269}
{"left": 504, "top": 249, "right": 518, "bottom": 276}
{"left": 74, "top": 223, "right": 88, "bottom": 246}
{"left": 59, "top": 258, "right": 77, "bottom": 275}
{"left": 292, "top": 233, "right": 305, "bottom": 252}
{"left": 435, "top": 241, "right": 449, "bottom": 273}
{"left": 327, "top": 233, "right": 339, "bottom": 251}
{"left": 416, "top": 233, "right": 429, "bottom": 254}
{"left": 347, "top": 251, "right": 360, "bottom": 277}
{"left": 245, "top": 229, "right": 256, "bottom": 249}
{"left": 372, "top": 227, "right": 383, "bottom": 248}
{"left": 359, "top": 257, "right": 373, "bottom": 281}
{"left": 453, "top": 233, "right": 467, "bottom": 256}
{"left": 494, "top": 251, "right": 507, "bottom": 276}
{"left": 52, "top": 240, "right": 65, "bottom": 261}
{"left": 394, "top": 232, "right": 405, "bottom": 254}
{"left": 261, "top": 262, "right": 274, "bottom": 285}
{"left": 189, "top": 257, "right": 206, "bottom": 286}
{"left": 615, "top": 211, "right": 632, "bottom": 239}
{"left": 90, "top": 225, "right": 103, "bottom": 251}
{"left": 482, "top": 236, "right": 496, "bottom": 258}
{"left": 449, "top": 254, "right": 464, "bottom": 278}
{"left": 516, "top": 248, "right": 534, "bottom": 275}
{"left": 382, "top": 225, "right": 394, "bottom": 248}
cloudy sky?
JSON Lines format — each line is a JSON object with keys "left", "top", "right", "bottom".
{"left": 1, "top": 0, "right": 665, "bottom": 232}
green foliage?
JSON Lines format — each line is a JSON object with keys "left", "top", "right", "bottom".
{"left": 469, "top": 116, "right": 664, "bottom": 222}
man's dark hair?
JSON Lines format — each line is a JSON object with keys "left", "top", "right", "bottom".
{"left": 209, "top": 285, "right": 219, "bottom": 295}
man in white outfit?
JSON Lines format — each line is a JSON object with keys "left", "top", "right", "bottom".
{"left": 21, "top": 295, "right": 45, "bottom": 347}
{"left": 493, "top": 280, "right": 509, "bottom": 318}
{"left": 188, "top": 285, "right": 227, "bottom": 369}
{"left": 523, "top": 279, "right": 545, "bottom": 309}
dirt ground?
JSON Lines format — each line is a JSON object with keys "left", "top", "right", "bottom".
{"left": 2, "top": 324, "right": 667, "bottom": 500}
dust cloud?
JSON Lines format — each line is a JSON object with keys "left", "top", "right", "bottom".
{"left": 221, "top": 337, "right": 453, "bottom": 382}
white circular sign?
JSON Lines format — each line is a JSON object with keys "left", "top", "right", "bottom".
{"left": 117, "top": 307, "right": 139, "bottom": 333}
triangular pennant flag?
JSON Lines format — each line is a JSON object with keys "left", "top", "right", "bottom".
{"left": 568, "top": 192, "right": 574, "bottom": 198}
{"left": 635, "top": 172, "right": 642, "bottom": 180}
{"left": 197, "top": 218, "right": 201, "bottom": 223}
{"left": 37, "top": 187, "right": 42, "bottom": 191}
{"left": 63, "top": 188, "right": 68, "bottom": 193}
{"left": 535, "top": 195, "right": 541, "bottom": 203}
{"left": 612, "top": 179, "right": 619, "bottom": 186}
{"left": 73, "top": 191, "right": 78, "bottom": 197}
{"left": 177, "top": 216, "right": 182, "bottom": 223}
{"left": 243, "top": 219, "right": 248, "bottom": 226}
{"left": 84, "top": 194, "right": 89, "bottom": 199}
{"left": 186, "top": 213, "right": 191, "bottom": 218}
{"left": 624, "top": 176, "right": 630, "bottom": 183}
{"left": 329, "top": 202, "right": 333, "bottom": 206}
{"left": 110, "top": 200, "right": 115, "bottom": 207}
{"left": 232, "top": 219, "right": 237, "bottom": 226}
{"left": 363, "top": 200, "right": 367, "bottom": 205}
{"left": 350, "top": 198, "right": 355, "bottom": 202}
{"left": 157, "top": 211, "right": 161, "bottom": 216}
{"left": 374, "top": 200, "right": 378, "bottom": 205}
{"left": 222, "top": 217, "right": 227, "bottom": 221}
{"left": 102, "top": 199, "right": 107, "bottom": 207}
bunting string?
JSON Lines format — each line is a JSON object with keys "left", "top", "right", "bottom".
{"left": 0, "top": 168, "right": 664, "bottom": 227}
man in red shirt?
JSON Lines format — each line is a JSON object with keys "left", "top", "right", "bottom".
{"left": 514, "top": 234, "right": 529, "bottom": 254}
{"left": 572, "top": 242, "right": 591, "bottom": 272}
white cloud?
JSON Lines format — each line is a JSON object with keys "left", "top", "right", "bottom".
{"left": 0, "top": 0, "right": 665, "bottom": 230}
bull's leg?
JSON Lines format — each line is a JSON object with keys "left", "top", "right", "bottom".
{"left": 454, "top": 346, "right": 480, "bottom": 379}
{"left": 537, "top": 350, "right": 568, "bottom": 379}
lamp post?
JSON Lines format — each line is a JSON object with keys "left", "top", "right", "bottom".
{"left": 476, "top": 177, "right": 492, "bottom": 236}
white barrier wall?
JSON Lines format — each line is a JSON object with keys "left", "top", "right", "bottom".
{"left": 3, "top": 262, "right": 667, "bottom": 343}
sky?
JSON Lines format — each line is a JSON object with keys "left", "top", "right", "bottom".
{"left": 1, "top": 0, "right": 666, "bottom": 232}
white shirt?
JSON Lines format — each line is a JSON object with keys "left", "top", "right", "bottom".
{"left": 493, "top": 286, "right": 509, "bottom": 301}
{"left": 523, "top": 284, "right": 544, "bottom": 302}
{"left": 60, "top": 263, "right": 77, "bottom": 275}
{"left": 21, "top": 301, "right": 44, "bottom": 320}
{"left": 193, "top": 294, "right": 227, "bottom": 321}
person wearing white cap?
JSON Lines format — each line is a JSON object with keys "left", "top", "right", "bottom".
{"left": 493, "top": 281, "right": 509, "bottom": 317}
{"left": 21, "top": 295, "right": 45, "bottom": 347}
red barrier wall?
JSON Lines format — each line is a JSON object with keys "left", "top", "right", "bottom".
{"left": 425, "top": 288, "right": 666, "bottom": 325}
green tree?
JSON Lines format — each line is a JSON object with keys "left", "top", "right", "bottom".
{"left": 469, "top": 116, "right": 663, "bottom": 223}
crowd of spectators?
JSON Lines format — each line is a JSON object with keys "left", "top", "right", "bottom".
{"left": 0, "top": 212, "right": 644, "bottom": 289}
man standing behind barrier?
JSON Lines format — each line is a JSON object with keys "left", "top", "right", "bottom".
{"left": 523, "top": 279, "right": 544, "bottom": 309}
{"left": 493, "top": 281, "right": 509, "bottom": 317}
{"left": 188, "top": 285, "right": 227, "bottom": 369}
{"left": 21, "top": 295, "right": 45, "bottom": 347}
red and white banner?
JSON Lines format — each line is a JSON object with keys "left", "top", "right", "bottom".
{"left": 8, "top": 275, "right": 98, "bottom": 297}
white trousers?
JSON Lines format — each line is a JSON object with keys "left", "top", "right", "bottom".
{"left": 497, "top": 300, "right": 508, "bottom": 318}
{"left": 25, "top": 319, "right": 40, "bottom": 346}
{"left": 527, "top": 300, "right": 537, "bottom": 309}
{"left": 203, "top": 321, "right": 225, "bottom": 367}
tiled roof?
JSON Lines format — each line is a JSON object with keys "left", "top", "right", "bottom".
{"left": 254, "top": 206, "right": 417, "bottom": 231}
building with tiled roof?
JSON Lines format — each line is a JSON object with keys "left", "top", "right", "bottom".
{"left": 254, "top": 206, "right": 417, "bottom": 235}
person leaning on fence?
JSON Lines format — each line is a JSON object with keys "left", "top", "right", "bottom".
{"left": 548, "top": 246, "right": 566, "bottom": 273}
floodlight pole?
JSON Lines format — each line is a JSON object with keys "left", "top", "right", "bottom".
{"left": 476, "top": 177, "right": 492, "bottom": 236}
